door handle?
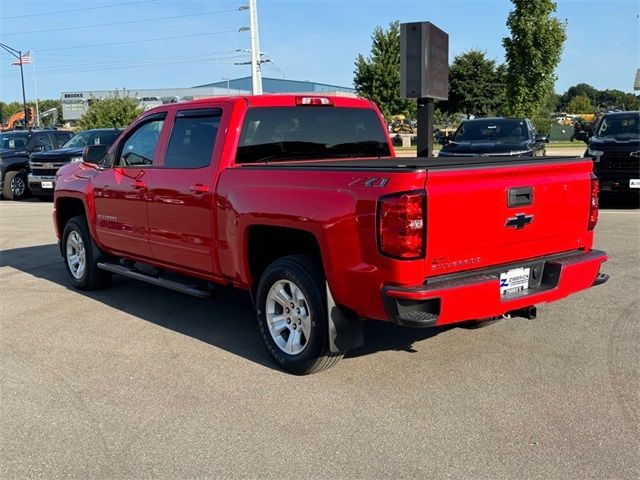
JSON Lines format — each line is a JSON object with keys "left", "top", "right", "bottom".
{"left": 508, "top": 186, "right": 533, "bottom": 207}
{"left": 131, "top": 180, "right": 146, "bottom": 189}
{"left": 190, "top": 184, "right": 210, "bottom": 194}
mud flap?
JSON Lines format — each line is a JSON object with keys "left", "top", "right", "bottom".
{"left": 326, "top": 283, "right": 364, "bottom": 353}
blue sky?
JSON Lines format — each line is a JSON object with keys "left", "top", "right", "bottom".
{"left": 0, "top": 0, "right": 638, "bottom": 102}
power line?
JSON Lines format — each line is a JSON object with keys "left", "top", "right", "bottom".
{"left": 1, "top": 8, "right": 242, "bottom": 36}
{"left": 0, "top": 55, "right": 246, "bottom": 79}
{"left": 21, "top": 30, "right": 240, "bottom": 54}
{"left": 12, "top": 52, "right": 243, "bottom": 74}
{"left": 0, "top": 0, "right": 160, "bottom": 20}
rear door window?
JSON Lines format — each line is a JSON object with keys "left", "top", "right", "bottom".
{"left": 236, "top": 107, "right": 390, "bottom": 164}
{"left": 164, "top": 109, "right": 222, "bottom": 168}
{"left": 31, "top": 133, "right": 55, "bottom": 151}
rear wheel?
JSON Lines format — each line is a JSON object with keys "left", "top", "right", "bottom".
{"left": 3, "top": 171, "right": 28, "bottom": 200}
{"left": 62, "top": 216, "right": 111, "bottom": 290}
{"left": 256, "top": 255, "right": 343, "bottom": 375}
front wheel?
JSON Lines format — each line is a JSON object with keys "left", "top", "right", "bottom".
{"left": 2, "top": 171, "right": 29, "bottom": 200}
{"left": 256, "top": 255, "right": 343, "bottom": 375}
{"left": 62, "top": 216, "right": 111, "bottom": 290}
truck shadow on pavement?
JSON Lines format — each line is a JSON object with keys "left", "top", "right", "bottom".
{"left": 1, "top": 243, "right": 454, "bottom": 370}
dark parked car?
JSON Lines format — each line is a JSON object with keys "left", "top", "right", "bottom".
{"left": 438, "top": 117, "right": 548, "bottom": 157}
{"left": 576, "top": 111, "right": 640, "bottom": 198}
{"left": 0, "top": 129, "right": 73, "bottom": 200}
{"left": 29, "top": 128, "right": 122, "bottom": 200}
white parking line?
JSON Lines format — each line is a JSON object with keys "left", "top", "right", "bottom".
{"left": 599, "top": 210, "right": 640, "bottom": 215}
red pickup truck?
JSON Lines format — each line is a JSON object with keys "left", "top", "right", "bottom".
{"left": 53, "top": 94, "right": 608, "bottom": 374}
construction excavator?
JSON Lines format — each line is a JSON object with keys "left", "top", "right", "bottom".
{"left": 1, "top": 107, "right": 58, "bottom": 131}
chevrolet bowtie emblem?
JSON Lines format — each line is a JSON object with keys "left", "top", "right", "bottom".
{"left": 506, "top": 213, "right": 533, "bottom": 229}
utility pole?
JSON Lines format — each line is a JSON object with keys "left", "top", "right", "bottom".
{"left": 222, "top": 76, "right": 231, "bottom": 95}
{"left": 249, "top": 0, "right": 262, "bottom": 95}
{"left": 0, "top": 42, "right": 28, "bottom": 128}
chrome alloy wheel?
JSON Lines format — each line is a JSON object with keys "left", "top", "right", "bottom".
{"left": 11, "top": 175, "right": 26, "bottom": 197}
{"left": 266, "top": 280, "right": 312, "bottom": 355}
{"left": 66, "top": 230, "right": 87, "bottom": 279}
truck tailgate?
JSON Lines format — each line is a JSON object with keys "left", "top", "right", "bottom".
{"left": 424, "top": 158, "right": 594, "bottom": 277}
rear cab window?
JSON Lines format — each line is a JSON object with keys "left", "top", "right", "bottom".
{"left": 54, "top": 132, "right": 73, "bottom": 147}
{"left": 236, "top": 106, "right": 390, "bottom": 164}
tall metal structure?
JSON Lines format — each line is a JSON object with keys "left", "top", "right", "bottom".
{"left": 249, "top": 0, "right": 263, "bottom": 95}
{"left": 0, "top": 42, "right": 28, "bottom": 128}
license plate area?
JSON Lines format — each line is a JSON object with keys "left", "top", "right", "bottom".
{"left": 631, "top": 179, "right": 640, "bottom": 188}
{"left": 500, "top": 267, "right": 530, "bottom": 295}
{"left": 41, "top": 181, "right": 53, "bottom": 189}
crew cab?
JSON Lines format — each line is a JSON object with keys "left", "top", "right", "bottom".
{"left": 438, "top": 117, "right": 548, "bottom": 157}
{"left": 0, "top": 129, "right": 72, "bottom": 200}
{"left": 576, "top": 111, "right": 640, "bottom": 198}
{"left": 29, "top": 128, "right": 121, "bottom": 200}
{"left": 53, "top": 95, "right": 608, "bottom": 374}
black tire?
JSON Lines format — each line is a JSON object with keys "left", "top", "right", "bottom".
{"left": 62, "top": 215, "right": 111, "bottom": 290}
{"left": 2, "top": 171, "right": 29, "bottom": 200}
{"left": 256, "top": 255, "right": 343, "bottom": 375}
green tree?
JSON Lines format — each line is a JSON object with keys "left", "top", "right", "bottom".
{"left": 0, "top": 101, "right": 23, "bottom": 123}
{"left": 543, "top": 91, "right": 561, "bottom": 114}
{"left": 444, "top": 50, "right": 506, "bottom": 118}
{"left": 558, "top": 84, "right": 640, "bottom": 112}
{"left": 558, "top": 83, "right": 598, "bottom": 111}
{"left": 503, "top": 0, "right": 566, "bottom": 118}
{"left": 354, "top": 21, "right": 415, "bottom": 119}
{"left": 596, "top": 89, "right": 640, "bottom": 110}
{"left": 77, "top": 93, "right": 142, "bottom": 130}
{"left": 1, "top": 99, "right": 62, "bottom": 127}
{"left": 566, "top": 94, "right": 595, "bottom": 114}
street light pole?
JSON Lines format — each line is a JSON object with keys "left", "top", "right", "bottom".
{"left": 18, "top": 51, "right": 28, "bottom": 126}
{"left": 0, "top": 42, "right": 28, "bottom": 128}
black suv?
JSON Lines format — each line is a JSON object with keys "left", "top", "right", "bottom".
{"left": 29, "top": 128, "right": 122, "bottom": 200}
{"left": 0, "top": 129, "right": 73, "bottom": 200}
{"left": 577, "top": 111, "right": 640, "bottom": 198}
{"left": 438, "top": 117, "right": 548, "bottom": 157}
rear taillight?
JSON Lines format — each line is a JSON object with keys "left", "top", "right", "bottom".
{"left": 378, "top": 191, "right": 425, "bottom": 259}
{"left": 588, "top": 174, "right": 599, "bottom": 230}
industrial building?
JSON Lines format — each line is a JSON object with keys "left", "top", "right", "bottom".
{"left": 60, "top": 86, "right": 247, "bottom": 121}
{"left": 197, "top": 76, "right": 356, "bottom": 95}
{"left": 61, "top": 77, "right": 355, "bottom": 122}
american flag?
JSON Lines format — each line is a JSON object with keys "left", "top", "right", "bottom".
{"left": 12, "top": 51, "right": 32, "bottom": 66}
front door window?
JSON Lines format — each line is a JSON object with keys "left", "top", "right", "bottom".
{"left": 118, "top": 119, "right": 164, "bottom": 167}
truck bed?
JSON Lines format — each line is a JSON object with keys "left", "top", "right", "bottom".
{"left": 238, "top": 156, "right": 585, "bottom": 171}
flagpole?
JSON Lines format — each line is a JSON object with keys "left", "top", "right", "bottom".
{"left": 31, "top": 51, "right": 40, "bottom": 127}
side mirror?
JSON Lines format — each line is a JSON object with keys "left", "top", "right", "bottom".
{"left": 535, "top": 134, "right": 549, "bottom": 144}
{"left": 83, "top": 144, "right": 108, "bottom": 164}
{"left": 30, "top": 145, "right": 45, "bottom": 153}
{"left": 574, "top": 131, "right": 591, "bottom": 143}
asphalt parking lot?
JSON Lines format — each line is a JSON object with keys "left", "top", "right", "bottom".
{"left": 1, "top": 198, "right": 638, "bottom": 479}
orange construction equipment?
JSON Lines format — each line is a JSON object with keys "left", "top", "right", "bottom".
{"left": 1, "top": 107, "right": 34, "bottom": 131}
